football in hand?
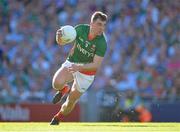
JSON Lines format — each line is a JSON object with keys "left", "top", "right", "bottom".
{"left": 56, "top": 25, "right": 77, "bottom": 45}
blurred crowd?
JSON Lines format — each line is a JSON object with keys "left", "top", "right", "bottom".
{"left": 0, "top": 0, "right": 179, "bottom": 106}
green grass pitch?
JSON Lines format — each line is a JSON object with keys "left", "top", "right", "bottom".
{"left": 0, "top": 122, "right": 180, "bottom": 132}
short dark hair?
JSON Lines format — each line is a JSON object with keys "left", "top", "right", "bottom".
{"left": 91, "top": 11, "right": 107, "bottom": 22}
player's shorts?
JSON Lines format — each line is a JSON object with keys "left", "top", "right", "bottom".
{"left": 62, "top": 60, "right": 95, "bottom": 93}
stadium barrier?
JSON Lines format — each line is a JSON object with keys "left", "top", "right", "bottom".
{"left": 0, "top": 103, "right": 80, "bottom": 122}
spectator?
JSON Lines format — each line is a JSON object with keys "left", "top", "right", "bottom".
{"left": 0, "top": 0, "right": 179, "bottom": 106}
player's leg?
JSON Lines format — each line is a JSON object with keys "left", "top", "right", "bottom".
{"left": 50, "top": 81, "right": 83, "bottom": 125}
{"left": 57, "top": 82, "right": 82, "bottom": 116}
{"left": 50, "top": 72, "right": 95, "bottom": 125}
{"left": 52, "top": 65, "right": 73, "bottom": 104}
{"left": 53, "top": 71, "right": 95, "bottom": 117}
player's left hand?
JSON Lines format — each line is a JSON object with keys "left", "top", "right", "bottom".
{"left": 68, "top": 64, "right": 81, "bottom": 73}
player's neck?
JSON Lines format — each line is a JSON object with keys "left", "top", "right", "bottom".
{"left": 88, "top": 30, "right": 96, "bottom": 41}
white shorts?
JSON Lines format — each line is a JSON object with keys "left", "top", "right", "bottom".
{"left": 62, "top": 60, "right": 95, "bottom": 93}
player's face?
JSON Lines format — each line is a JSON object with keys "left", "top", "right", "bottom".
{"left": 90, "top": 19, "right": 106, "bottom": 36}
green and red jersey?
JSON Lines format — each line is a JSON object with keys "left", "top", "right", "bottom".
{"left": 67, "top": 24, "right": 107, "bottom": 64}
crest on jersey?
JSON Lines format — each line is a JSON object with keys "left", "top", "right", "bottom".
{"left": 85, "top": 41, "right": 91, "bottom": 47}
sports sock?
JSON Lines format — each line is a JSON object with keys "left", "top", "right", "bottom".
{"left": 60, "top": 85, "right": 70, "bottom": 95}
{"left": 54, "top": 111, "right": 64, "bottom": 121}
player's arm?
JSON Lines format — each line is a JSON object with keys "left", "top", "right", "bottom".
{"left": 68, "top": 55, "right": 104, "bottom": 72}
{"left": 80, "top": 54, "right": 104, "bottom": 71}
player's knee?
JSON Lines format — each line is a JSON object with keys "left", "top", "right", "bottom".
{"left": 52, "top": 78, "right": 64, "bottom": 90}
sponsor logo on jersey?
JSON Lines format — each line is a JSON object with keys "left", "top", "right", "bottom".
{"left": 77, "top": 43, "right": 94, "bottom": 57}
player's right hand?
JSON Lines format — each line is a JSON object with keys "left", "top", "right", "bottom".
{"left": 56, "top": 29, "right": 63, "bottom": 44}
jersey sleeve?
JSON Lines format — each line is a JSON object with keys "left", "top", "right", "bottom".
{"left": 95, "top": 38, "right": 107, "bottom": 57}
{"left": 75, "top": 24, "right": 83, "bottom": 38}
